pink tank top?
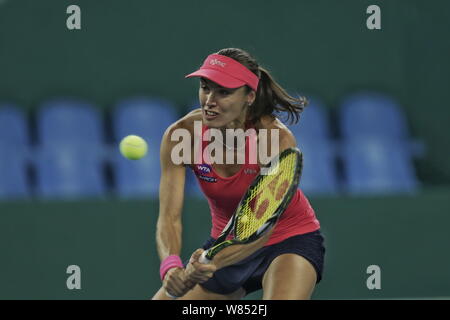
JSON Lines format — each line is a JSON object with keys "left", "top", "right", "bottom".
{"left": 191, "top": 124, "right": 320, "bottom": 246}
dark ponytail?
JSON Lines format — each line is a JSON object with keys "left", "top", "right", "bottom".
{"left": 217, "top": 48, "right": 308, "bottom": 125}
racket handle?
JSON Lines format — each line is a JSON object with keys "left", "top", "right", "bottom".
{"left": 199, "top": 250, "right": 212, "bottom": 264}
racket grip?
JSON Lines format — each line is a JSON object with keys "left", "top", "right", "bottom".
{"left": 199, "top": 250, "right": 212, "bottom": 264}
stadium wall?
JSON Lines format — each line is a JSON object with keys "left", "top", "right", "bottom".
{"left": 1, "top": 188, "right": 449, "bottom": 299}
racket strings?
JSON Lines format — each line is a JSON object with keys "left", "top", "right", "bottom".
{"left": 235, "top": 153, "right": 298, "bottom": 240}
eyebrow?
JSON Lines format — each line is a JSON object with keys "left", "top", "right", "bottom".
{"left": 200, "top": 79, "right": 235, "bottom": 91}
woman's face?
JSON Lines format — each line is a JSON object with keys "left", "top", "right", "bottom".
{"left": 199, "top": 78, "right": 255, "bottom": 129}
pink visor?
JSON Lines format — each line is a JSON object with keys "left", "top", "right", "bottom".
{"left": 185, "top": 54, "right": 259, "bottom": 91}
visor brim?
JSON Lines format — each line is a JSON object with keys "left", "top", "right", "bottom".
{"left": 185, "top": 69, "right": 247, "bottom": 89}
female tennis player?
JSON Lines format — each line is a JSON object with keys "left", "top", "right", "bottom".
{"left": 152, "top": 48, "right": 325, "bottom": 300}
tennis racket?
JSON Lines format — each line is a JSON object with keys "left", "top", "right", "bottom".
{"left": 198, "top": 147, "right": 303, "bottom": 265}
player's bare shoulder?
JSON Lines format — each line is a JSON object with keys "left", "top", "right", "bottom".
{"left": 160, "top": 108, "right": 202, "bottom": 166}
{"left": 256, "top": 115, "right": 297, "bottom": 149}
{"left": 162, "top": 108, "right": 202, "bottom": 140}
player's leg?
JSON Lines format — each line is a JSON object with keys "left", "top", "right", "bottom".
{"left": 152, "top": 287, "right": 174, "bottom": 300}
{"left": 261, "top": 253, "right": 317, "bottom": 300}
{"left": 152, "top": 284, "right": 245, "bottom": 300}
{"left": 179, "top": 284, "right": 245, "bottom": 300}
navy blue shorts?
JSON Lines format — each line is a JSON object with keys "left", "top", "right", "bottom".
{"left": 196, "top": 230, "right": 325, "bottom": 295}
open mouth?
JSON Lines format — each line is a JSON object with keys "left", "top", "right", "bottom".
{"left": 204, "top": 109, "right": 219, "bottom": 119}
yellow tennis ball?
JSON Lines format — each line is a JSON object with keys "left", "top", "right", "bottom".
{"left": 119, "top": 135, "right": 148, "bottom": 160}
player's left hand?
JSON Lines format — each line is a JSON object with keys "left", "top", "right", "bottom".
{"left": 185, "top": 249, "right": 217, "bottom": 283}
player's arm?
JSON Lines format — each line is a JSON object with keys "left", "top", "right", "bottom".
{"left": 208, "top": 228, "right": 274, "bottom": 270}
{"left": 156, "top": 123, "right": 185, "bottom": 259}
{"left": 156, "top": 122, "right": 192, "bottom": 296}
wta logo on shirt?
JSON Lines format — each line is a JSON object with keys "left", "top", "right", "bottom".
{"left": 196, "top": 164, "right": 212, "bottom": 174}
{"left": 195, "top": 164, "right": 216, "bottom": 182}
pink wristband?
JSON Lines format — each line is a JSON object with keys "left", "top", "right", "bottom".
{"left": 160, "top": 255, "right": 183, "bottom": 281}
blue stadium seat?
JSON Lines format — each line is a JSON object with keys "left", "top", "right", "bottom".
{"left": 0, "top": 103, "right": 29, "bottom": 146}
{"left": 288, "top": 97, "right": 331, "bottom": 141}
{"left": 34, "top": 146, "right": 106, "bottom": 199}
{"left": 0, "top": 145, "right": 30, "bottom": 199}
{"left": 339, "top": 92, "right": 410, "bottom": 141}
{"left": 37, "top": 98, "right": 104, "bottom": 146}
{"left": 112, "top": 143, "right": 160, "bottom": 198}
{"left": 297, "top": 140, "right": 339, "bottom": 195}
{"left": 112, "top": 150, "right": 205, "bottom": 199}
{"left": 112, "top": 97, "right": 178, "bottom": 146}
{"left": 284, "top": 97, "right": 338, "bottom": 195}
{"left": 341, "top": 139, "right": 419, "bottom": 195}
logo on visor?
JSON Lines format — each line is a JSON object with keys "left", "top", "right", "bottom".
{"left": 209, "top": 59, "right": 226, "bottom": 67}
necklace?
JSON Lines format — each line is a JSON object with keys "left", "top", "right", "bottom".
{"left": 217, "top": 136, "right": 246, "bottom": 151}
{"left": 215, "top": 124, "right": 248, "bottom": 151}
